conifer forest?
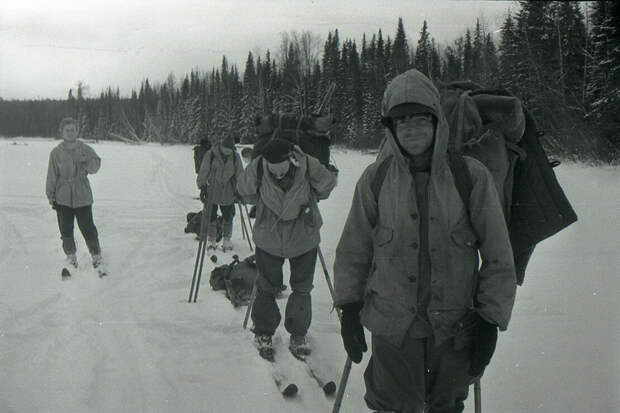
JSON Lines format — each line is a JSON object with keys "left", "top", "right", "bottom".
{"left": 1, "top": 1, "right": 618, "bottom": 162}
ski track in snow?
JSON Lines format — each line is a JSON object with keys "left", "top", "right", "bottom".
{"left": 1, "top": 138, "right": 619, "bottom": 413}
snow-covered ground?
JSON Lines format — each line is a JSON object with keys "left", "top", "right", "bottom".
{"left": 1, "top": 137, "right": 618, "bottom": 413}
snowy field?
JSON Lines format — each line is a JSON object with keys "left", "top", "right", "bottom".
{"left": 1, "top": 137, "right": 618, "bottom": 413}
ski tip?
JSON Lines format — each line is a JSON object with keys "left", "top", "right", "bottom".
{"left": 282, "top": 383, "right": 298, "bottom": 397}
{"left": 323, "top": 381, "right": 337, "bottom": 395}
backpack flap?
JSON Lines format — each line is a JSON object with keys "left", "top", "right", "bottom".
{"left": 509, "top": 110, "right": 578, "bottom": 280}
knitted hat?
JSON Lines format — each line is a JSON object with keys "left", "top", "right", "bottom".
{"left": 263, "top": 139, "right": 293, "bottom": 163}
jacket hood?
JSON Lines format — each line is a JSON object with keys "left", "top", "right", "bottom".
{"left": 378, "top": 69, "right": 450, "bottom": 171}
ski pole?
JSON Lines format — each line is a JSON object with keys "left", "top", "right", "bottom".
{"left": 315, "top": 246, "right": 355, "bottom": 413}
{"left": 243, "top": 204, "right": 254, "bottom": 232}
{"left": 474, "top": 379, "right": 482, "bottom": 413}
{"left": 238, "top": 203, "right": 247, "bottom": 241}
{"left": 242, "top": 281, "right": 257, "bottom": 329}
{"left": 238, "top": 203, "right": 253, "bottom": 251}
{"left": 332, "top": 357, "right": 352, "bottom": 413}
{"left": 191, "top": 200, "right": 214, "bottom": 302}
{"left": 188, "top": 205, "right": 208, "bottom": 302}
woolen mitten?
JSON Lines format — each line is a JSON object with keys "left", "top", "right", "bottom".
{"left": 469, "top": 314, "right": 498, "bottom": 377}
{"left": 340, "top": 301, "right": 368, "bottom": 363}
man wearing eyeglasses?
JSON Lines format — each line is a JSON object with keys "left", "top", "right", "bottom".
{"left": 333, "top": 69, "right": 516, "bottom": 413}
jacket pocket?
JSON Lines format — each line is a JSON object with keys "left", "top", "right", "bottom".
{"left": 450, "top": 226, "right": 478, "bottom": 249}
{"left": 372, "top": 225, "right": 393, "bottom": 247}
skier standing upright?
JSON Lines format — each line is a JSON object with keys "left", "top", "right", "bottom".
{"left": 196, "top": 135, "right": 244, "bottom": 251}
{"left": 333, "top": 69, "right": 517, "bottom": 413}
{"left": 237, "top": 138, "right": 338, "bottom": 359}
{"left": 46, "top": 117, "right": 104, "bottom": 272}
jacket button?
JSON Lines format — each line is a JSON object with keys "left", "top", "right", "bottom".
{"left": 411, "top": 212, "right": 419, "bottom": 220}
{"left": 411, "top": 242, "right": 419, "bottom": 249}
{"left": 409, "top": 275, "right": 417, "bottom": 282}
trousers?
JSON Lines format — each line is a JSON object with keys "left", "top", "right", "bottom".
{"left": 55, "top": 204, "right": 100, "bottom": 256}
{"left": 364, "top": 331, "right": 473, "bottom": 413}
{"left": 251, "top": 247, "right": 317, "bottom": 336}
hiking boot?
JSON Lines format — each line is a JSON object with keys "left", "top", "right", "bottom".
{"left": 254, "top": 334, "right": 274, "bottom": 361}
{"left": 206, "top": 237, "right": 217, "bottom": 251}
{"left": 222, "top": 237, "right": 233, "bottom": 252}
{"left": 289, "top": 335, "right": 311, "bottom": 358}
{"left": 92, "top": 254, "right": 103, "bottom": 268}
{"left": 66, "top": 253, "right": 78, "bottom": 269}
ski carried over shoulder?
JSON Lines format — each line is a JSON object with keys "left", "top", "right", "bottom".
{"left": 289, "top": 349, "right": 337, "bottom": 395}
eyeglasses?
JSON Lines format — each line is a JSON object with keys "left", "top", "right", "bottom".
{"left": 393, "top": 113, "right": 434, "bottom": 126}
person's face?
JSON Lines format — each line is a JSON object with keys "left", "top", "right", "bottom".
{"left": 266, "top": 159, "right": 290, "bottom": 180}
{"left": 61, "top": 123, "right": 78, "bottom": 141}
{"left": 394, "top": 113, "right": 435, "bottom": 156}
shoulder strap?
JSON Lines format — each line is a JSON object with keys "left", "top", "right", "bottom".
{"left": 370, "top": 155, "right": 394, "bottom": 200}
{"left": 447, "top": 151, "right": 473, "bottom": 210}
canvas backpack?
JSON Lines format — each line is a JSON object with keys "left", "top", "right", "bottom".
{"left": 253, "top": 113, "right": 333, "bottom": 166}
{"left": 208, "top": 255, "right": 258, "bottom": 307}
{"left": 372, "top": 82, "right": 578, "bottom": 285}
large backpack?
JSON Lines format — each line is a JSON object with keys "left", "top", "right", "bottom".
{"left": 372, "top": 82, "right": 578, "bottom": 285}
{"left": 253, "top": 113, "right": 333, "bottom": 166}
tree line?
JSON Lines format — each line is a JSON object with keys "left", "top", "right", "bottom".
{"left": 0, "top": 1, "right": 617, "bottom": 162}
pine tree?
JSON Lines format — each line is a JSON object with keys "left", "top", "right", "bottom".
{"left": 414, "top": 20, "right": 431, "bottom": 76}
{"left": 586, "top": 0, "right": 620, "bottom": 147}
{"left": 392, "top": 17, "right": 410, "bottom": 76}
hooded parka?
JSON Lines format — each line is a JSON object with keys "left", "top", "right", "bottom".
{"left": 334, "top": 69, "right": 517, "bottom": 347}
{"left": 196, "top": 146, "right": 244, "bottom": 206}
{"left": 46, "top": 140, "right": 101, "bottom": 208}
{"left": 237, "top": 148, "right": 337, "bottom": 258}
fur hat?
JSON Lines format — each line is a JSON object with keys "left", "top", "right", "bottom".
{"left": 263, "top": 139, "right": 293, "bottom": 163}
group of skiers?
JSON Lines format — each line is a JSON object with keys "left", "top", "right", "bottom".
{"left": 47, "top": 69, "right": 518, "bottom": 413}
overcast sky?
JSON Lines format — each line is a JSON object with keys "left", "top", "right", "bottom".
{"left": 0, "top": 0, "right": 516, "bottom": 100}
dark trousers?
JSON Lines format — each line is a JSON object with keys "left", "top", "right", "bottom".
{"left": 364, "top": 333, "right": 472, "bottom": 413}
{"left": 55, "top": 204, "right": 100, "bottom": 256}
{"left": 208, "top": 203, "right": 235, "bottom": 223}
{"left": 207, "top": 203, "right": 235, "bottom": 239}
{"left": 251, "top": 247, "right": 317, "bottom": 337}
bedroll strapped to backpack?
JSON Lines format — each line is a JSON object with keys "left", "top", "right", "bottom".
{"left": 372, "top": 81, "right": 578, "bottom": 285}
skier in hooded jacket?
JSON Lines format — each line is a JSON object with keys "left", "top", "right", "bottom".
{"left": 196, "top": 135, "right": 244, "bottom": 251}
{"left": 46, "top": 117, "right": 103, "bottom": 271}
{"left": 333, "top": 69, "right": 517, "bottom": 413}
{"left": 237, "top": 138, "right": 338, "bottom": 359}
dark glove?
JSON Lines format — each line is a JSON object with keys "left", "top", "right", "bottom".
{"left": 340, "top": 301, "right": 367, "bottom": 363}
{"left": 199, "top": 186, "right": 209, "bottom": 204}
{"left": 469, "top": 314, "right": 498, "bottom": 377}
{"left": 50, "top": 201, "right": 57, "bottom": 210}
